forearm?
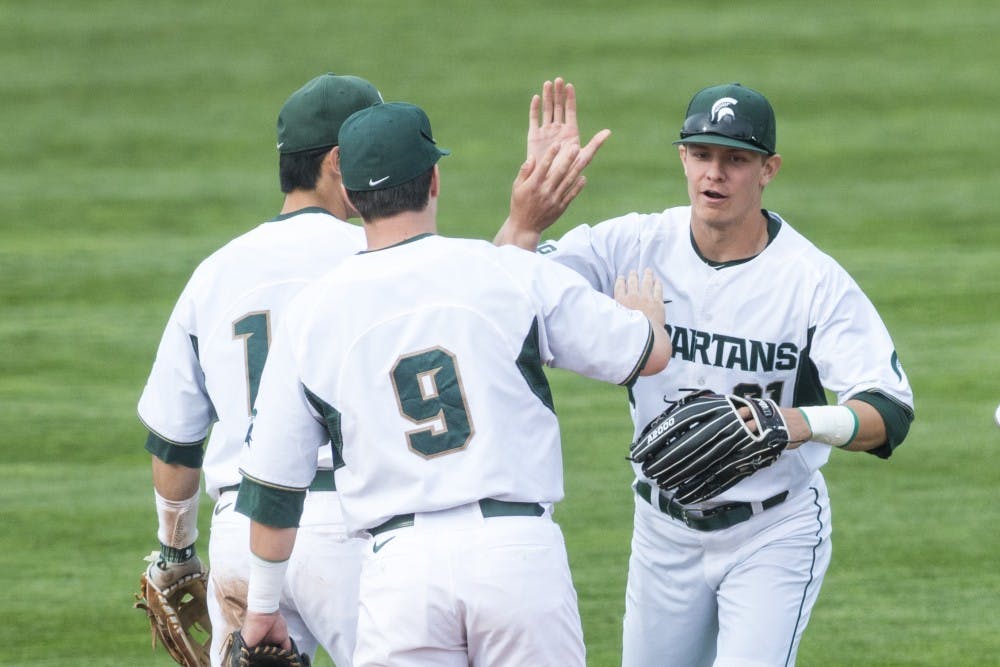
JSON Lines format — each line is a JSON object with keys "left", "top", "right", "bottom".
{"left": 640, "top": 322, "right": 672, "bottom": 377}
{"left": 152, "top": 455, "right": 201, "bottom": 500}
{"left": 837, "top": 399, "right": 887, "bottom": 451}
{"left": 786, "top": 399, "right": 888, "bottom": 452}
{"left": 247, "top": 521, "right": 296, "bottom": 616}
{"left": 250, "top": 520, "right": 297, "bottom": 562}
{"left": 151, "top": 455, "right": 202, "bottom": 551}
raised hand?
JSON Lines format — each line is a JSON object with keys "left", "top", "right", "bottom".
{"left": 496, "top": 78, "right": 612, "bottom": 248}
{"left": 527, "top": 77, "right": 611, "bottom": 168}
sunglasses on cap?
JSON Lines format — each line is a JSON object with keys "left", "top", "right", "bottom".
{"left": 679, "top": 113, "right": 770, "bottom": 153}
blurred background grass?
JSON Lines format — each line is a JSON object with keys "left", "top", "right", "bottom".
{"left": 1, "top": 1, "right": 998, "bottom": 664}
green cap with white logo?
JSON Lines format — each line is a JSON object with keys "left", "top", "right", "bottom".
{"left": 339, "top": 102, "right": 450, "bottom": 191}
{"left": 276, "top": 73, "right": 383, "bottom": 154}
{"left": 674, "top": 83, "right": 776, "bottom": 155}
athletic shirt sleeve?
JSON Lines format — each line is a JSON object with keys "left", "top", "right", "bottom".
{"left": 538, "top": 214, "right": 646, "bottom": 295}
{"left": 238, "top": 308, "right": 328, "bottom": 492}
{"left": 806, "top": 257, "right": 914, "bottom": 413}
{"left": 137, "top": 271, "right": 217, "bottom": 445}
{"left": 500, "top": 246, "right": 654, "bottom": 386}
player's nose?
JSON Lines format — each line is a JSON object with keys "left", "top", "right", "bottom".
{"left": 704, "top": 156, "right": 726, "bottom": 181}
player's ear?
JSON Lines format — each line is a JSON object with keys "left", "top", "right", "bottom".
{"left": 760, "top": 153, "right": 781, "bottom": 187}
{"left": 677, "top": 145, "right": 689, "bottom": 177}
{"left": 429, "top": 165, "right": 440, "bottom": 198}
{"left": 329, "top": 146, "right": 343, "bottom": 178}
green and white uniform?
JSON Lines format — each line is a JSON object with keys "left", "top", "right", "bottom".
{"left": 237, "top": 233, "right": 655, "bottom": 667}
{"left": 538, "top": 206, "right": 915, "bottom": 667}
{"left": 138, "top": 208, "right": 365, "bottom": 667}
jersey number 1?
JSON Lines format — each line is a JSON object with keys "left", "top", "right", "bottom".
{"left": 233, "top": 311, "right": 271, "bottom": 416}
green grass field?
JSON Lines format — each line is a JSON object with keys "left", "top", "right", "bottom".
{"left": 2, "top": 1, "right": 998, "bottom": 665}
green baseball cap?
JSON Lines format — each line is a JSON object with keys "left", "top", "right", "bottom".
{"left": 339, "top": 102, "right": 450, "bottom": 191}
{"left": 276, "top": 73, "right": 383, "bottom": 154}
{"left": 674, "top": 82, "right": 776, "bottom": 155}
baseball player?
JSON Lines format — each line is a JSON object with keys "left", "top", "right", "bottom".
{"left": 496, "top": 79, "right": 915, "bottom": 666}
{"left": 137, "top": 73, "right": 384, "bottom": 666}
{"left": 234, "top": 101, "right": 672, "bottom": 667}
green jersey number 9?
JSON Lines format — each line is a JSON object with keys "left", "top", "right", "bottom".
{"left": 391, "top": 347, "right": 475, "bottom": 458}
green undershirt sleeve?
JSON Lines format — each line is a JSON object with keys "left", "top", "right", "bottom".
{"left": 852, "top": 390, "right": 914, "bottom": 459}
{"left": 144, "top": 431, "right": 205, "bottom": 468}
{"left": 234, "top": 476, "right": 306, "bottom": 528}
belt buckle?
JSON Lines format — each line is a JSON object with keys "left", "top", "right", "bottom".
{"left": 678, "top": 503, "right": 721, "bottom": 528}
{"left": 662, "top": 490, "right": 702, "bottom": 528}
{"left": 675, "top": 504, "right": 696, "bottom": 527}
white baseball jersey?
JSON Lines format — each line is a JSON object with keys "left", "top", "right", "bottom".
{"left": 541, "top": 205, "right": 914, "bottom": 667}
{"left": 539, "top": 206, "right": 915, "bottom": 505}
{"left": 137, "top": 207, "right": 367, "bottom": 666}
{"left": 239, "top": 233, "right": 654, "bottom": 533}
{"left": 138, "top": 208, "right": 364, "bottom": 499}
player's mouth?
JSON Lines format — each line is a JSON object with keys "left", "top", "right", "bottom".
{"left": 702, "top": 189, "right": 727, "bottom": 200}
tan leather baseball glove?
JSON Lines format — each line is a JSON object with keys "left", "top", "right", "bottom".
{"left": 135, "top": 550, "right": 212, "bottom": 667}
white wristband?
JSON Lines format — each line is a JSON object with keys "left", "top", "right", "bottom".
{"left": 798, "top": 405, "right": 859, "bottom": 448}
{"left": 155, "top": 489, "right": 200, "bottom": 548}
{"left": 247, "top": 553, "right": 288, "bottom": 613}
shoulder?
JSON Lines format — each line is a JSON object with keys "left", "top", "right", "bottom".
{"left": 589, "top": 206, "right": 689, "bottom": 238}
{"left": 768, "top": 212, "right": 851, "bottom": 277}
{"left": 453, "top": 238, "right": 554, "bottom": 284}
{"left": 292, "top": 209, "right": 366, "bottom": 239}
{"left": 187, "top": 213, "right": 364, "bottom": 295}
{"left": 443, "top": 238, "right": 590, "bottom": 295}
{"left": 542, "top": 206, "right": 690, "bottom": 253}
{"left": 222, "top": 213, "right": 364, "bottom": 265}
{"left": 245, "top": 211, "right": 365, "bottom": 247}
{"left": 764, "top": 213, "right": 874, "bottom": 312}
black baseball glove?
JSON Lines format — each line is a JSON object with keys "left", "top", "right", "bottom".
{"left": 630, "top": 390, "right": 789, "bottom": 504}
{"left": 222, "top": 631, "right": 311, "bottom": 667}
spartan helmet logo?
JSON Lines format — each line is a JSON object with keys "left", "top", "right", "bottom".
{"left": 710, "top": 97, "right": 739, "bottom": 123}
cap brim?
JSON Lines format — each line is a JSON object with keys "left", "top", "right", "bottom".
{"left": 673, "top": 134, "right": 771, "bottom": 155}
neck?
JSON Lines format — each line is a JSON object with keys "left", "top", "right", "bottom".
{"left": 364, "top": 210, "right": 437, "bottom": 250}
{"left": 280, "top": 185, "right": 350, "bottom": 221}
{"left": 691, "top": 210, "right": 769, "bottom": 263}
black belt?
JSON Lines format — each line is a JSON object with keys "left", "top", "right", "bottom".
{"left": 635, "top": 480, "right": 787, "bottom": 532}
{"left": 369, "top": 498, "right": 545, "bottom": 537}
{"left": 218, "top": 468, "right": 336, "bottom": 495}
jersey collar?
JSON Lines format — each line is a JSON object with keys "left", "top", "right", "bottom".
{"left": 691, "top": 210, "right": 782, "bottom": 270}
{"left": 269, "top": 206, "right": 333, "bottom": 222}
{"left": 358, "top": 232, "right": 435, "bottom": 254}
